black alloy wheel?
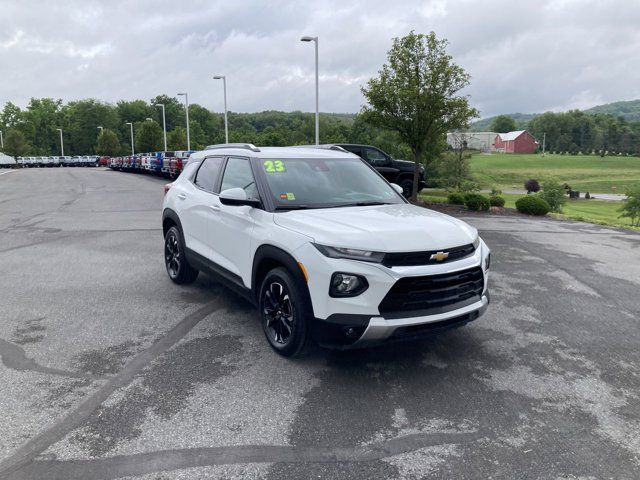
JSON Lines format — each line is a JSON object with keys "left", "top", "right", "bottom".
{"left": 259, "top": 267, "right": 311, "bottom": 357}
{"left": 164, "top": 225, "right": 198, "bottom": 284}
{"left": 263, "top": 281, "right": 295, "bottom": 345}
{"left": 165, "top": 229, "right": 181, "bottom": 279}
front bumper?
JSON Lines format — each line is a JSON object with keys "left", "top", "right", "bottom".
{"left": 293, "top": 238, "right": 491, "bottom": 348}
{"left": 313, "top": 293, "right": 489, "bottom": 348}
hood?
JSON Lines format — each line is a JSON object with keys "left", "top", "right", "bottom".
{"left": 392, "top": 158, "right": 424, "bottom": 173}
{"left": 273, "top": 203, "right": 477, "bottom": 252}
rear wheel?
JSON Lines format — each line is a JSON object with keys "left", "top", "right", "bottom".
{"left": 259, "top": 267, "right": 311, "bottom": 357}
{"left": 164, "top": 226, "right": 198, "bottom": 284}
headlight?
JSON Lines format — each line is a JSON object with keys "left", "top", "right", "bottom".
{"left": 330, "top": 272, "right": 369, "bottom": 297}
{"left": 313, "top": 244, "right": 385, "bottom": 263}
{"left": 473, "top": 235, "right": 480, "bottom": 250}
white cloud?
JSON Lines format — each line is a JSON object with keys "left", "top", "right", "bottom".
{"left": 1, "top": 0, "right": 640, "bottom": 117}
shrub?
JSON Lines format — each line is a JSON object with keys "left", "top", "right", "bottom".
{"left": 490, "top": 186, "right": 503, "bottom": 195}
{"left": 459, "top": 180, "right": 481, "bottom": 193}
{"left": 618, "top": 185, "right": 640, "bottom": 227}
{"left": 516, "top": 196, "right": 550, "bottom": 216}
{"left": 538, "top": 179, "right": 567, "bottom": 213}
{"left": 524, "top": 179, "right": 540, "bottom": 193}
{"left": 447, "top": 192, "right": 466, "bottom": 205}
{"left": 585, "top": 192, "right": 591, "bottom": 199}
{"left": 464, "top": 193, "right": 490, "bottom": 211}
{"left": 489, "top": 195, "right": 505, "bottom": 207}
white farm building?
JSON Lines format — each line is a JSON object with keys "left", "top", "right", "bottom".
{"left": 446, "top": 132, "right": 497, "bottom": 153}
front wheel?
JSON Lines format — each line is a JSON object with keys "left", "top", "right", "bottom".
{"left": 164, "top": 226, "right": 198, "bottom": 284}
{"left": 259, "top": 267, "right": 311, "bottom": 357}
{"left": 399, "top": 179, "right": 413, "bottom": 198}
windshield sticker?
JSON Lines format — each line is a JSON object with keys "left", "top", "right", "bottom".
{"left": 263, "top": 160, "right": 286, "bottom": 173}
{"left": 279, "top": 192, "right": 296, "bottom": 200}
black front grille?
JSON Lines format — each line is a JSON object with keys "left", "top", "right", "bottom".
{"left": 379, "top": 266, "right": 484, "bottom": 317}
{"left": 382, "top": 243, "right": 475, "bottom": 267}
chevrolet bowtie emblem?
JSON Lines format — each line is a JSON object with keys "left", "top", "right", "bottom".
{"left": 430, "top": 251, "right": 449, "bottom": 262}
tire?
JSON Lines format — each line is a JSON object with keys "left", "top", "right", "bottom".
{"left": 164, "top": 226, "right": 199, "bottom": 284}
{"left": 259, "top": 267, "right": 311, "bottom": 357}
{"left": 399, "top": 179, "right": 413, "bottom": 198}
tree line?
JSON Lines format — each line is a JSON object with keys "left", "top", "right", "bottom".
{"left": 0, "top": 95, "right": 414, "bottom": 160}
{"left": 490, "top": 111, "right": 640, "bottom": 155}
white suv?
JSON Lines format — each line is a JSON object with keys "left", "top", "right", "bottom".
{"left": 162, "top": 144, "right": 490, "bottom": 356}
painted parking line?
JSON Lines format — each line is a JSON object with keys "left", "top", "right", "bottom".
{"left": 0, "top": 169, "right": 18, "bottom": 176}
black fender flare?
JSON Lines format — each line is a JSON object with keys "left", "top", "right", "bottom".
{"left": 162, "top": 208, "right": 183, "bottom": 238}
{"left": 251, "top": 244, "right": 313, "bottom": 310}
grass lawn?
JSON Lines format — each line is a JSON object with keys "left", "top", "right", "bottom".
{"left": 469, "top": 153, "right": 640, "bottom": 194}
{"left": 418, "top": 189, "right": 639, "bottom": 231}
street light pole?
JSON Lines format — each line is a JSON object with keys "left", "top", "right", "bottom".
{"left": 126, "top": 122, "right": 134, "bottom": 155}
{"left": 0, "top": 130, "right": 3, "bottom": 150}
{"left": 177, "top": 93, "right": 190, "bottom": 151}
{"left": 213, "top": 75, "right": 229, "bottom": 143}
{"left": 156, "top": 104, "right": 167, "bottom": 151}
{"left": 301, "top": 35, "right": 319, "bottom": 145}
{"left": 57, "top": 128, "right": 64, "bottom": 156}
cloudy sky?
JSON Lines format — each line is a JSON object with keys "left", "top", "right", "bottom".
{"left": 2, "top": 0, "right": 640, "bottom": 118}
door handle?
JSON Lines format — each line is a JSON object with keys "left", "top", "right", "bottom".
{"left": 209, "top": 205, "right": 221, "bottom": 212}
{"left": 177, "top": 193, "right": 186, "bottom": 200}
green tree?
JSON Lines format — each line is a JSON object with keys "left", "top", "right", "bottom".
{"left": 4, "top": 129, "right": 30, "bottom": 157}
{"left": 21, "top": 98, "right": 64, "bottom": 155}
{"left": 168, "top": 127, "right": 187, "bottom": 150}
{"left": 618, "top": 185, "right": 640, "bottom": 227}
{"left": 440, "top": 132, "right": 471, "bottom": 189}
{"left": 538, "top": 178, "right": 567, "bottom": 213}
{"left": 95, "top": 129, "right": 121, "bottom": 156}
{"left": 361, "top": 31, "right": 478, "bottom": 200}
{"left": 490, "top": 115, "right": 516, "bottom": 133}
{"left": 135, "top": 121, "right": 163, "bottom": 153}
{"left": 150, "top": 95, "right": 186, "bottom": 132}
{"left": 65, "top": 99, "right": 119, "bottom": 155}
{"left": 1, "top": 102, "right": 23, "bottom": 128}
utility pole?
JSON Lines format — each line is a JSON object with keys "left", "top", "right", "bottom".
{"left": 177, "top": 93, "right": 190, "bottom": 151}
{"left": 126, "top": 122, "right": 134, "bottom": 155}
{"left": 301, "top": 36, "right": 319, "bottom": 145}
{"left": 57, "top": 129, "right": 64, "bottom": 156}
{"left": 542, "top": 132, "right": 546, "bottom": 157}
{"left": 156, "top": 104, "right": 167, "bottom": 151}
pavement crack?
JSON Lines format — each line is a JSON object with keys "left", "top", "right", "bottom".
{"left": 4, "top": 432, "right": 482, "bottom": 480}
{"left": 0, "top": 299, "right": 227, "bottom": 477}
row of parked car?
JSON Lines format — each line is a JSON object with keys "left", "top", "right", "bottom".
{"left": 12, "top": 156, "right": 101, "bottom": 168}
{"left": 109, "top": 151, "right": 193, "bottom": 178}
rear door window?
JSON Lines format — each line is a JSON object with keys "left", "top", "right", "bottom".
{"left": 363, "top": 147, "right": 390, "bottom": 166}
{"left": 194, "top": 156, "right": 224, "bottom": 193}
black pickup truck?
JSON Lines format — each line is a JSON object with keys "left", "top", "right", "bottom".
{"left": 313, "top": 144, "right": 426, "bottom": 197}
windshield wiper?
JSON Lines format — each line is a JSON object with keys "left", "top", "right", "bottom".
{"left": 274, "top": 205, "right": 311, "bottom": 211}
{"left": 331, "top": 201, "right": 392, "bottom": 208}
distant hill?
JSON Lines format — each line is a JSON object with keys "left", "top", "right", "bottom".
{"left": 470, "top": 98, "right": 640, "bottom": 131}
{"left": 584, "top": 99, "right": 640, "bottom": 121}
{"left": 469, "top": 113, "right": 538, "bottom": 132}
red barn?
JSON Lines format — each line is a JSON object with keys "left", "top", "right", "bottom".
{"left": 494, "top": 130, "right": 537, "bottom": 154}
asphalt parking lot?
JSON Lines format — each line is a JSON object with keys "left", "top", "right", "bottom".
{"left": 0, "top": 167, "right": 639, "bottom": 479}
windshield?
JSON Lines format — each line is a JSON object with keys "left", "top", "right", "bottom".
{"left": 259, "top": 157, "right": 405, "bottom": 209}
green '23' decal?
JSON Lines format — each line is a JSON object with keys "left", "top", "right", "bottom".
{"left": 264, "top": 160, "right": 285, "bottom": 173}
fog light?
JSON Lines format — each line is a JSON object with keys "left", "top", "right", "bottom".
{"left": 329, "top": 272, "right": 368, "bottom": 297}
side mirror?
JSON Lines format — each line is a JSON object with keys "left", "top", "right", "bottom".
{"left": 219, "top": 187, "right": 261, "bottom": 207}
{"left": 390, "top": 183, "right": 403, "bottom": 195}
